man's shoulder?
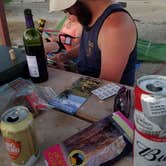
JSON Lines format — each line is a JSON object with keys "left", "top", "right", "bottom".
{"left": 98, "top": 10, "right": 136, "bottom": 48}
{"left": 103, "top": 11, "right": 134, "bottom": 30}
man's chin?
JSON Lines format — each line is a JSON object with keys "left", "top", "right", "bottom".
{"left": 77, "top": 18, "right": 91, "bottom": 27}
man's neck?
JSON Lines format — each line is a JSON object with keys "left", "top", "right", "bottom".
{"left": 88, "top": 0, "right": 117, "bottom": 26}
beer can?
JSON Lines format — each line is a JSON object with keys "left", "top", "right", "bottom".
{"left": 134, "top": 128, "right": 166, "bottom": 166}
{"left": 133, "top": 75, "right": 166, "bottom": 166}
{"left": 0, "top": 106, "right": 40, "bottom": 166}
{"left": 134, "top": 75, "right": 166, "bottom": 134}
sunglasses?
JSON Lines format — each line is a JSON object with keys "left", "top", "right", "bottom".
{"left": 114, "top": 86, "right": 132, "bottom": 118}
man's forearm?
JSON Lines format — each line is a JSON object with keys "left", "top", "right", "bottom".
{"left": 66, "top": 45, "right": 79, "bottom": 59}
{"left": 50, "top": 45, "right": 80, "bottom": 63}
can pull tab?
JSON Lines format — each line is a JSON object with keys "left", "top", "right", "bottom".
{"left": 146, "top": 83, "right": 163, "bottom": 92}
{"left": 7, "top": 116, "right": 19, "bottom": 123}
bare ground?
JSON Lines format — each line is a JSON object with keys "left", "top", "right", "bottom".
{"left": 8, "top": 21, "right": 57, "bottom": 46}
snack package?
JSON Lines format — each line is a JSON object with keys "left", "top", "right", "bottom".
{"left": 43, "top": 144, "right": 68, "bottom": 166}
{"left": 43, "top": 112, "right": 133, "bottom": 166}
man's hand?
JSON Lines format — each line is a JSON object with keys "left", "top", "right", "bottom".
{"left": 48, "top": 45, "right": 79, "bottom": 67}
{"left": 47, "top": 52, "right": 68, "bottom": 69}
{"left": 43, "top": 41, "right": 59, "bottom": 54}
{"left": 50, "top": 52, "right": 68, "bottom": 62}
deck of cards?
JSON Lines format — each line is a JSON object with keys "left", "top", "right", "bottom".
{"left": 91, "top": 83, "right": 121, "bottom": 100}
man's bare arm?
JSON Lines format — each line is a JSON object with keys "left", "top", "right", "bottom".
{"left": 51, "top": 44, "right": 80, "bottom": 62}
{"left": 99, "top": 12, "right": 137, "bottom": 83}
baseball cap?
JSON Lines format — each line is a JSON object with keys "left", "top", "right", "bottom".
{"left": 49, "top": 0, "right": 77, "bottom": 12}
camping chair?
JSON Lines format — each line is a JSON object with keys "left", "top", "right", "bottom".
{"left": 137, "top": 39, "right": 166, "bottom": 62}
{"left": 42, "top": 15, "right": 67, "bottom": 37}
{"left": 137, "top": 38, "right": 166, "bottom": 74}
{"left": 40, "top": 16, "right": 80, "bottom": 71}
{"left": 42, "top": 16, "right": 81, "bottom": 54}
{"left": 41, "top": 16, "right": 67, "bottom": 53}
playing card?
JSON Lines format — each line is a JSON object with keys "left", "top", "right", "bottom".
{"left": 91, "top": 83, "right": 121, "bottom": 100}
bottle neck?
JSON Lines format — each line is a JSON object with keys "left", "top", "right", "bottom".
{"left": 25, "top": 14, "right": 35, "bottom": 28}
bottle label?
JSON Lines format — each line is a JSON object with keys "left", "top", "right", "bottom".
{"left": 26, "top": 55, "right": 39, "bottom": 77}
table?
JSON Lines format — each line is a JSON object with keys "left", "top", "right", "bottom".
{"left": 42, "top": 68, "right": 122, "bottom": 122}
{"left": 0, "top": 67, "right": 132, "bottom": 166}
{"left": 0, "top": 110, "right": 90, "bottom": 166}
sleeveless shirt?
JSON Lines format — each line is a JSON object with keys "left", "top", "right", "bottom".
{"left": 76, "top": 4, "right": 137, "bottom": 86}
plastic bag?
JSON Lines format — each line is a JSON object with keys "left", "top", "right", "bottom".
{"left": 0, "top": 78, "right": 57, "bottom": 116}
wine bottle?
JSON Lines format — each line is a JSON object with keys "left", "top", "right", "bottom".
{"left": 23, "top": 9, "right": 48, "bottom": 83}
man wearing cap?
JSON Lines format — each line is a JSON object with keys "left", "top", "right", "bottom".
{"left": 49, "top": 0, "right": 137, "bottom": 86}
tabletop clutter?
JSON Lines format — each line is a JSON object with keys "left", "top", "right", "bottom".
{"left": 0, "top": 73, "right": 134, "bottom": 166}
{"left": 0, "top": 7, "right": 136, "bottom": 165}
{"left": 0, "top": 72, "right": 166, "bottom": 166}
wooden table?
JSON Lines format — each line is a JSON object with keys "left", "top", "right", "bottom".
{"left": 42, "top": 68, "right": 120, "bottom": 122}
{"left": 0, "top": 67, "right": 132, "bottom": 166}
{"left": 0, "top": 110, "right": 90, "bottom": 166}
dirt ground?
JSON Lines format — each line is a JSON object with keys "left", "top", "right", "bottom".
{"left": 8, "top": 21, "right": 56, "bottom": 46}
{"left": 123, "top": 0, "right": 166, "bottom": 79}
{"left": 4, "top": 0, "right": 166, "bottom": 82}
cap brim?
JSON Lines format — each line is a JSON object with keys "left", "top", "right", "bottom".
{"left": 49, "top": 0, "right": 77, "bottom": 12}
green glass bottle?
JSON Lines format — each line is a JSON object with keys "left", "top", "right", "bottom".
{"left": 23, "top": 9, "right": 48, "bottom": 83}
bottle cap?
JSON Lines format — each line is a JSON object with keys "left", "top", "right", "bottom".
{"left": 24, "top": 9, "right": 32, "bottom": 16}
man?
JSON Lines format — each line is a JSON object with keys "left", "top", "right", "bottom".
{"left": 49, "top": 0, "right": 137, "bottom": 86}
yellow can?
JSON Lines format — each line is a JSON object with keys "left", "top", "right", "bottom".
{"left": 0, "top": 106, "right": 39, "bottom": 165}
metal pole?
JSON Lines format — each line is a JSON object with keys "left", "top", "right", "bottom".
{"left": 0, "top": 0, "right": 11, "bottom": 46}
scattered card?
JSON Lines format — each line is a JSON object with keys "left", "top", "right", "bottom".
{"left": 91, "top": 83, "right": 120, "bottom": 100}
{"left": 49, "top": 77, "right": 101, "bottom": 114}
{"left": 49, "top": 89, "right": 87, "bottom": 115}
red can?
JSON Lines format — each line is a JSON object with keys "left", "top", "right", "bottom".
{"left": 133, "top": 75, "right": 166, "bottom": 166}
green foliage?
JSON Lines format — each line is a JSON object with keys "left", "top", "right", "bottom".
{"left": 4, "top": 0, "right": 12, "bottom": 4}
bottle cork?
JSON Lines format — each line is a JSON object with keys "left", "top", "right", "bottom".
{"left": 9, "top": 49, "right": 16, "bottom": 61}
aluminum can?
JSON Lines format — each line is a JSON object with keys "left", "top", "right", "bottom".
{"left": 0, "top": 106, "right": 39, "bottom": 166}
{"left": 133, "top": 75, "right": 166, "bottom": 166}
{"left": 134, "top": 75, "right": 166, "bottom": 134}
